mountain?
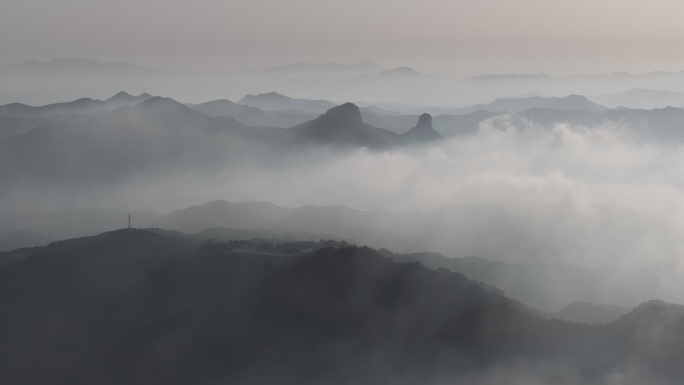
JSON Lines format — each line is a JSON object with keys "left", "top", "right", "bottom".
{"left": 104, "top": 91, "right": 154, "bottom": 108}
{"left": 0, "top": 91, "right": 154, "bottom": 118}
{"left": 0, "top": 208, "right": 163, "bottom": 240}
{"left": 375, "top": 66, "right": 422, "bottom": 78}
{"left": 162, "top": 200, "right": 291, "bottom": 232}
{"left": 0, "top": 228, "right": 599, "bottom": 384}
{"left": 290, "top": 102, "right": 400, "bottom": 148}
{"left": 0, "top": 228, "right": 53, "bottom": 251}
{"left": 551, "top": 301, "right": 684, "bottom": 384}
{"left": 554, "top": 302, "right": 630, "bottom": 325}
{"left": 237, "top": 92, "right": 336, "bottom": 114}
{"left": 456, "top": 95, "right": 608, "bottom": 114}
{"left": 0, "top": 96, "right": 290, "bottom": 188}
{"left": 401, "top": 113, "right": 444, "bottom": 142}
{"left": 541, "top": 95, "right": 607, "bottom": 112}
{"left": 2, "top": 228, "right": 682, "bottom": 384}
{"left": 154, "top": 200, "right": 684, "bottom": 312}
{"left": 187, "top": 99, "right": 316, "bottom": 127}
{"left": 594, "top": 88, "right": 684, "bottom": 109}
{"left": 0, "top": 116, "right": 48, "bottom": 140}
{"left": 515, "top": 106, "right": 684, "bottom": 144}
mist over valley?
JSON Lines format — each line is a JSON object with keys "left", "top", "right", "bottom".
{"left": 4, "top": 1, "right": 684, "bottom": 382}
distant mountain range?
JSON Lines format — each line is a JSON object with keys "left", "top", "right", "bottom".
{"left": 0, "top": 91, "right": 153, "bottom": 118}
{"left": 594, "top": 88, "right": 684, "bottom": 109}
{"left": 3, "top": 91, "right": 684, "bottom": 197}
{"left": 8, "top": 58, "right": 684, "bottom": 108}
{"left": 457, "top": 94, "right": 607, "bottom": 114}
{"left": 3, "top": 199, "right": 682, "bottom": 311}
{"left": 0, "top": 94, "right": 448, "bottom": 195}
{"left": 237, "top": 92, "right": 336, "bottom": 114}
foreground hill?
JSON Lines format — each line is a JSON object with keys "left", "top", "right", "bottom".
{"left": 0, "top": 229, "right": 590, "bottom": 384}
{"left": 0, "top": 229, "right": 682, "bottom": 384}
{"left": 551, "top": 301, "right": 684, "bottom": 384}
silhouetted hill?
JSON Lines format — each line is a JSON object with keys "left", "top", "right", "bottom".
{"left": 0, "top": 208, "right": 162, "bottom": 240}
{"left": 237, "top": 92, "right": 336, "bottom": 114}
{"left": 595, "top": 88, "right": 684, "bottom": 109}
{"left": 290, "top": 102, "right": 400, "bottom": 148}
{"left": 188, "top": 99, "right": 316, "bottom": 127}
{"left": 1, "top": 229, "right": 682, "bottom": 384}
{"left": 0, "top": 228, "right": 53, "bottom": 251}
{"left": 0, "top": 91, "right": 153, "bottom": 118}
{"left": 0, "top": 96, "right": 291, "bottom": 186}
{"left": 105, "top": 91, "right": 153, "bottom": 108}
{"left": 191, "top": 227, "right": 347, "bottom": 243}
{"left": 554, "top": 302, "right": 630, "bottom": 325}
{"left": 543, "top": 95, "right": 607, "bottom": 112}
{"left": 162, "top": 200, "right": 291, "bottom": 232}
{"left": 454, "top": 95, "right": 607, "bottom": 115}
{"left": 0, "top": 115, "right": 47, "bottom": 140}
{"left": 550, "top": 301, "right": 684, "bottom": 384}
{"left": 401, "top": 113, "right": 444, "bottom": 142}
{"left": 0, "top": 229, "right": 603, "bottom": 384}
{"left": 376, "top": 66, "right": 421, "bottom": 78}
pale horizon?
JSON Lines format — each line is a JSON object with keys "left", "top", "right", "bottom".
{"left": 3, "top": 0, "right": 684, "bottom": 76}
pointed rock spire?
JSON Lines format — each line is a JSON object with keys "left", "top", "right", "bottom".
{"left": 401, "top": 113, "right": 444, "bottom": 143}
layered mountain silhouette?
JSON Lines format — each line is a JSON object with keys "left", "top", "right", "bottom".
{"left": 237, "top": 92, "right": 336, "bottom": 114}
{"left": 187, "top": 99, "right": 316, "bottom": 127}
{"left": 0, "top": 228, "right": 53, "bottom": 251}
{"left": 551, "top": 301, "right": 684, "bottom": 384}
{"left": 0, "top": 91, "right": 153, "bottom": 118}
{"left": 0, "top": 97, "right": 445, "bottom": 190}
{"left": 553, "top": 302, "right": 630, "bottom": 325}
{"left": 290, "top": 102, "right": 402, "bottom": 147}
{"left": 401, "top": 113, "right": 444, "bottom": 142}
{"left": 456, "top": 94, "right": 607, "bottom": 114}
{"left": 595, "top": 88, "right": 684, "bottom": 109}
{"left": 0, "top": 228, "right": 681, "bottom": 384}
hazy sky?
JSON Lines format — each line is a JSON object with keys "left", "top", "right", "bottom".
{"left": 3, "top": 0, "right": 684, "bottom": 75}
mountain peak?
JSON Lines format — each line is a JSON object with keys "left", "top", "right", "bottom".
{"left": 135, "top": 96, "right": 195, "bottom": 114}
{"left": 417, "top": 113, "right": 433, "bottom": 128}
{"left": 243, "top": 92, "right": 289, "bottom": 101}
{"left": 402, "top": 113, "right": 443, "bottom": 143}
{"left": 376, "top": 67, "right": 420, "bottom": 78}
{"left": 139, "top": 96, "right": 181, "bottom": 106}
{"left": 321, "top": 102, "right": 363, "bottom": 126}
{"left": 106, "top": 91, "right": 134, "bottom": 102}
{"left": 562, "top": 94, "right": 589, "bottom": 102}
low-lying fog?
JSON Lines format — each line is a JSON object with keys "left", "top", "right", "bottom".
{"left": 5, "top": 114, "right": 684, "bottom": 272}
